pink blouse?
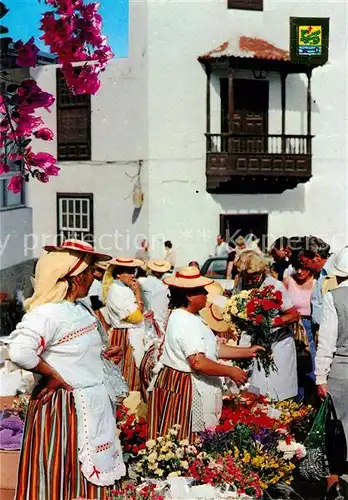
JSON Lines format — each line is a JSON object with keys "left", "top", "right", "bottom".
{"left": 286, "top": 276, "right": 314, "bottom": 317}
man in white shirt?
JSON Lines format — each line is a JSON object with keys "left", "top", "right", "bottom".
{"left": 214, "top": 234, "right": 229, "bottom": 258}
{"left": 164, "top": 240, "right": 176, "bottom": 270}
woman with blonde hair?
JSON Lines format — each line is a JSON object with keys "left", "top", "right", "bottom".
{"left": 7, "top": 240, "right": 125, "bottom": 500}
{"left": 234, "top": 251, "right": 299, "bottom": 401}
{"left": 102, "top": 257, "right": 145, "bottom": 392}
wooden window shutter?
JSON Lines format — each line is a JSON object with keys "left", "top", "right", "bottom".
{"left": 228, "top": 0, "right": 263, "bottom": 11}
{"left": 56, "top": 70, "right": 91, "bottom": 161}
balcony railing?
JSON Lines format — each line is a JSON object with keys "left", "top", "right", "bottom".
{"left": 205, "top": 133, "right": 312, "bottom": 193}
{"left": 206, "top": 133, "right": 311, "bottom": 155}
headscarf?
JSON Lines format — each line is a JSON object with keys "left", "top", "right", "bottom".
{"left": 24, "top": 250, "right": 93, "bottom": 312}
{"left": 101, "top": 265, "right": 115, "bottom": 305}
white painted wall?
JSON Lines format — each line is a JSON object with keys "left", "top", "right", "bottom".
{"left": 23, "top": 0, "right": 347, "bottom": 269}
{"left": 0, "top": 207, "right": 33, "bottom": 269}
{"left": 145, "top": 0, "right": 348, "bottom": 265}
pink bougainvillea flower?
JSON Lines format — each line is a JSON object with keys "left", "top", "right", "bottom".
{"left": 63, "top": 64, "right": 101, "bottom": 95}
{"left": 17, "top": 80, "right": 55, "bottom": 112}
{"left": 11, "top": 113, "right": 44, "bottom": 137}
{"left": 27, "top": 151, "right": 57, "bottom": 169}
{"left": 8, "top": 175, "right": 23, "bottom": 194}
{"left": 33, "top": 128, "right": 54, "bottom": 141}
{"left": 14, "top": 37, "right": 39, "bottom": 67}
{"left": 0, "top": 94, "right": 6, "bottom": 114}
{"left": 45, "top": 164, "right": 60, "bottom": 176}
{"left": 0, "top": 161, "right": 10, "bottom": 175}
{"left": 34, "top": 171, "right": 50, "bottom": 183}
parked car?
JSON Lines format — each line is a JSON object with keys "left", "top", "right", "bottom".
{"left": 200, "top": 257, "right": 233, "bottom": 291}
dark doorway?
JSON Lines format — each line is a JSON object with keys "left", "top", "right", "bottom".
{"left": 220, "top": 78, "right": 269, "bottom": 152}
{"left": 219, "top": 214, "right": 269, "bottom": 251}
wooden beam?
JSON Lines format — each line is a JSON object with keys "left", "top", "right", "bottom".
{"left": 206, "top": 65, "right": 211, "bottom": 134}
{"left": 306, "top": 68, "right": 312, "bottom": 154}
{"left": 281, "top": 72, "right": 287, "bottom": 153}
{"left": 228, "top": 62, "right": 234, "bottom": 132}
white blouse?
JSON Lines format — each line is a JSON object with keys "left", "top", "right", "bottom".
{"left": 138, "top": 275, "right": 169, "bottom": 333}
{"left": 8, "top": 301, "right": 104, "bottom": 388}
{"left": 106, "top": 281, "right": 143, "bottom": 329}
{"left": 160, "top": 309, "right": 218, "bottom": 372}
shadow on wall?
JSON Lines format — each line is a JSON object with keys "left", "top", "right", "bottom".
{"left": 211, "top": 183, "right": 306, "bottom": 213}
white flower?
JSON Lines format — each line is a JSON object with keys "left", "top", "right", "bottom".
{"left": 146, "top": 439, "right": 157, "bottom": 449}
{"left": 173, "top": 424, "right": 181, "bottom": 430}
{"left": 165, "top": 451, "right": 175, "bottom": 460}
{"left": 148, "top": 451, "right": 158, "bottom": 464}
{"left": 168, "top": 471, "right": 180, "bottom": 478}
{"left": 277, "top": 440, "right": 306, "bottom": 461}
{"left": 175, "top": 448, "right": 184, "bottom": 459}
{"left": 180, "top": 460, "right": 189, "bottom": 469}
{"left": 179, "top": 439, "right": 189, "bottom": 446}
{"left": 138, "top": 449, "right": 146, "bottom": 455}
{"left": 148, "top": 462, "right": 159, "bottom": 470}
{"left": 157, "top": 436, "right": 164, "bottom": 443}
{"left": 155, "top": 468, "right": 164, "bottom": 477}
{"left": 169, "top": 428, "right": 178, "bottom": 436}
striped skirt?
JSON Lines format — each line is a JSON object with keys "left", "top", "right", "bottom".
{"left": 139, "top": 345, "right": 156, "bottom": 403}
{"left": 109, "top": 328, "right": 139, "bottom": 391}
{"left": 147, "top": 366, "right": 195, "bottom": 443}
{"left": 15, "top": 389, "right": 108, "bottom": 500}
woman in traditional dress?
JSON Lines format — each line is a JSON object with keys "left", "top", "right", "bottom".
{"left": 147, "top": 266, "right": 263, "bottom": 442}
{"left": 7, "top": 240, "right": 126, "bottom": 500}
{"left": 234, "top": 251, "right": 299, "bottom": 401}
{"left": 138, "top": 259, "right": 171, "bottom": 402}
{"left": 315, "top": 246, "right": 348, "bottom": 500}
{"left": 103, "top": 257, "right": 145, "bottom": 392}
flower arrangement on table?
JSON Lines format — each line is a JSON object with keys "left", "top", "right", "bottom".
{"left": 109, "top": 483, "right": 165, "bottom": 500}
{"left": 223, "top": 285, "right": 283, "bottom": 375}
{"left": 116, "top": 404, "right": 147, "bottom": 461}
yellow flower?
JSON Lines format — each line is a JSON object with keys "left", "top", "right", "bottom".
{"left": 168, "top": 471, "right": 180, "bottom": 478}
{"left": 155, "top": 468, "right": 164, "bottom": 477}
{"left": 179, "top": 439, "right": 189, "bottom": 446}
{"left": 242, "top": 451, "right": 251, "bottom": 464}
{"left": 148, "top": 462, "right": 158, "bottom": 471}
{"left": 180, "top": 460, "right": 189, "bottom": 469}
{"left": 175, "top": 449, "right": 184, "bottom": 459}
{"left": 158, "top": 454, "right": 166, "bottom": 460}
{"left": 148, "top": 451, "right": 158, "bottom": 464}
{"left": 146, "top": 439, "right": 157, "bottom": 449}
{"left": 160, "top": 444, "right": 170, "bottom": 453}
{"left": 157, "top": 436, "right": 164, "bottom": 443}
{"left": 165, "top": 451, "right": 175, "bottom": 460}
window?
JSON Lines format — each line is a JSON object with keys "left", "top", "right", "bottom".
{"left": 0, "top": 143, "right": 25, "bottom": 211}
{"left": 57, "top": 193, "right": 94, "bottom": 244}
{"left": 228, "top": 0, "right": 263, "bottom": 10}
{"left": 56, "top": 70, "right": 91, "bottom": 161}
{"left": 203, "top": 259, "right": 228, "bottom": 279}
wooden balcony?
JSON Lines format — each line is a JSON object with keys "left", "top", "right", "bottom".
{"left": 206, "top": 133, "right": 312, "bottom": 194}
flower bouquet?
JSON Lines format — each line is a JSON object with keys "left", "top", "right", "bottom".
{"left": 223, "top": 285, "right": 283, "bottom": 375}
{"left": 109, "top": 482, "right": 165, "bottom": 500}
{"left": 135, "top": 425, "right": 199, "bottom": 480}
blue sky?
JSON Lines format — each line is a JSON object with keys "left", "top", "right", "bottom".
{"left": 5, "top": 0, "right": 129, "bottom": 58}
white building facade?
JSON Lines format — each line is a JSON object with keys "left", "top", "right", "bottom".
{"left": 23, "top": 0, "right": 347, "bottom": 268}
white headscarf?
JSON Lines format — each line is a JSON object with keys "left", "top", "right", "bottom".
{"left": 24, "top": 250, "right": 93, "bottom": 312}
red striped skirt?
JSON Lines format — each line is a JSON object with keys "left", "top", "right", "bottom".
{"left": 139, "top": 345, "right": 156, "bottom": 403}
{"left": 109, "top": 328, "right": 140, "bottom": 391}
{"left": 15, "top": 389, "right": 108, "bottom": 500}
{"left": 147, "top": 366, "right": 195, "bottom": 443}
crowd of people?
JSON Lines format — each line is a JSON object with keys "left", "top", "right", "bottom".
{"left": 3, "top": 234, "right": 348, "bottom": 499}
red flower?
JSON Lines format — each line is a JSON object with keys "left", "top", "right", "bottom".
{"left": 34, "top": 128, "right": 54, "bottom": 141}
{"left": 254, "top": 314, "right": 263, "bottom": 325}
{"left": 15, "top": 37, "right": 39, "bottom": 67}
{"left": 8, "top": 175, "right": 23, "bottom": 194}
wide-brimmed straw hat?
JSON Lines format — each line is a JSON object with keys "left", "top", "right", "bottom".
{"left": 205, "top": 281, "right": 224, "bottom": 302}
{"left": 147, "top": 259, "right": 171, "bottom": 274}
{"left": 200, "top": 295, "right": 229, "bottom": 333}
{"left": 331, "top": 246, "right": 348, "bottom": 278}
{"left": 108, "top": 257, "right": 145, "bottom": 268}
{"left": 95, "top": 261, "right": 109, "bottom": 271}
{"left": 43, "top": 239, "right": 111, "bottom": 261}
{"left": 163, "top": 266, "right": 213, "bottom": 288}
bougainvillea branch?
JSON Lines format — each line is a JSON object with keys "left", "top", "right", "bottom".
{"left": 40, "top": 0, "right": 114, "bottom": 95}
{"left": 0, "top": 0, "right": 113, "bottom": 191}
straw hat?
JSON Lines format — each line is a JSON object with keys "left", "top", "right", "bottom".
{"left": 44, "top": 239, "right": 111, "bottom": 261}
{"left": 331, "top": 246, "right": 348, "bottom": 278}
{"left": 147, "top": 259, "right": 171, "bottom": 274}
{"left": 163, "top": 266, "right": 213, "bottom": 288}
{"left": 95, "top": 261, "right": 109, "bottom": 271}
{"left": 200, "top": 295, "right": 229, "bottom": 333}
{"left": 205, "top": 281, "right": 224, "bottom": 302}
{"left": 107, "top": 257, "right": 145, "bottom": 268}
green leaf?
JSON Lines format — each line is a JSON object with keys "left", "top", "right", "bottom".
{"left": 0, "top": 2, "right": 9, "bottom": 20}
{"left": 0, "top": 25, "right": 8, "bottom": 34}
{"left": 20, "top": 139, "right": 31, "bottom": 148}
